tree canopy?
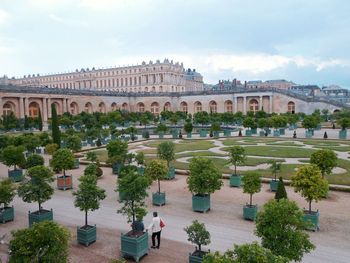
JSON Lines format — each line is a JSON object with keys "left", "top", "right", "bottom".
{"left": 157, "top": 141, "right": 175, "bottom": 168}
{"left": 310, "top": 149, "right": 337, "bottom": 177}
{"left": 184, "top": 220, "right": 211, "bottom": 252}
{"left": 144, "top": 159, "right": 168, "bottom": 193}
{"left": 0, "top": 178, "right": 16, "bottom": 208}
{"left": 228, "top": 146, "right": 246, "bottom": 176}
{"left": 242, "top": 171, "right": 261, "bottom": 206}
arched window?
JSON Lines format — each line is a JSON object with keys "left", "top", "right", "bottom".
{"left": 225, "top": 100, "right": 233, "bottom": 112}
{"left": 144, "top": 87, "right": 148, "bottom": 92}
{"left": 137, "top": 102, "right": 145, "bottom": 112}
{"left": 164, "top": 102, "right": 171, "bottom": 111}
{"left": 122, "top": 103, "right": 128, "bottom": 111}
{"left": 249, "top": 99, "right": 259, "bottom": 113}
{"left": 180, "top": 101, "right": 188, "bottom": 112}
{"left": 3, "top": 101, "right": 15, "bottom": 116}
{"left": 209, "top": 101, "right": 217, "bottom": 113}
{"left": 29, "top": 102, "right": 40, "bottom": 118}
{"left": 99, "top": 102, "right": 106, "bottom": 113}
{"left": 85, "top": 102, "right": 93, "bottom": 113}
{"left": 70, "top": 102, "right": 79, "bottom": 115}
{"left": 288, "top": 101, "right": 295, "bottom": 114}
{"left": 194, "top": 101, "right": 202, "bottom": 113}
{"left": 152, "top": 86, "right": 156, "bottom": 92}
{"left": 151, "top": 102, "right": 159, "bottom": 115}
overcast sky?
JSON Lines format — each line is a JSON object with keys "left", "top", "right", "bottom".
{"left": 0, "top": 0, "right": 349, "bottom": 87}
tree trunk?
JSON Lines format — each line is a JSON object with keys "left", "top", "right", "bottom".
{"left": 234, "top": 165, "right": 237, "bottom": 176}
{"left": 198, "top": 244, "right": 201, "bottom": 252}
{"left": 158, "top": 179, "right": 161, "bottom": 193}
{"left": 63, "top": 169, "right": 66, "bottom": 177}
{"left": 14, "top": 164, "right": 17, "bottom": 170}
{"left": 85, "top": 210, "right": 88, "bottom": 226}
{"left": 38, "top": 201, "right": 41, "bottom": 213}
{"left": 309, "top": 200, "right": 312, "bottom": 213}
{"left": 250, "top": 194, "right": 252, "bottom": 207}
{"left": 131, "top": 201, "right": 135, "bottom": 231}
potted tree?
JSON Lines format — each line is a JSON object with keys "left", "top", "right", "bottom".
{"left": 184, "top": 120, "right": 194, "bottom": 138}
{"left": 157, "top": 141, "right": 176, "bottom": 180}
{"left": 86, "top": 151, "right": 103, "bottom": 178}
{"left": 117, "top": 168, "right": 150, "bottom": 262}
{"left": 243, "top": 117, "right": 256, "bottom": 136}
{"left": 269, "top": 160, "right": 282, "bottom": 192}
{"left": 25, "top": 153, "right": 44, "bottom": 169}
{"left": 0, "top": 178, "right": 16, "bottom": 223}
{"left": 291, "top": 165, "right": 328, "bottom": 231}
{"left": 184, "top": 220, "right": 211, "bottom": 263}
{"left": 66, "top": 135, "right": 82, "bottom": 169}
{"left": 242, "top": 171, "right": 261, "bottom": 221}
{"left": 337, "top": 118, "right": 350, "bottom": 139}
{"left": 9, "top": 221, "right": 70, "bottom": 262}
{"left": 210, "top": 123, "right": 221, "bottom": 138}
{"left": 135, "top": 152, "right": 145, "bottom": 175}
{"left": 50, "top": 148, "right": 75, "bottom": 190}
{"left": 2, "top": 145, "right": 26, "bottom": 182}
{"left": 73, "top": 173, "right": 106, "bottom": 246}
{"left": 145, "top": 159, "right": 168, "bottom": 206}
{"left": 228, "top": 146, "right": 246, "bottom": 187}
{"left": 107, "top": 139, "right": 128, "bottom": 175}
{"left": 302, "top": 116, "right": 318, "bottom": 138}
{"left": 187, "top": 157, "right": 223, "bottom": 213}
{"left": 157, "top": 123, "right": 168, "bottom": 139}
{"left": 310, "top": 149, "right": 337, "bottom": 179}
{"left": 17, "top": 165, "right": 54, "bottom": 226}
{"left": 275, "top": 177, "right": 288, "bottom": 201}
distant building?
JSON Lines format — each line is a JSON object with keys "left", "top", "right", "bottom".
{"left": 246, "top": 79, "right": 294, "bottom": 90}
{"left": 289, "top": 85, "right": 321, "bottom": 97}
{"left": 321, "top": 85, "right": 350, "bottom": 103}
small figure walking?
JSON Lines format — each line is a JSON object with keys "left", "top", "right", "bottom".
{"left": 323, "top": 131, "right": 328, "bottom": 139}
{"left": 148, "top": 212, "right": 164, "bottom": 249}
{"left": 293, "top": 130, "right": 297, "bottom": 139}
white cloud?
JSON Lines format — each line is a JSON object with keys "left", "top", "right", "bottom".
{"left": 0, "top": 9, "right": 9, "bottom": 24}
{"left": 78, "top": 0, "right": 154, "bottom": 11}
{"left": 48, "top": 14, "right": 88, "bottom": 27}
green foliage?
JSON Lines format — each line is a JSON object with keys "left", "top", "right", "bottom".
{"left": 256, "top": 199, "right": 315, "bottom": 262}
{"left": 157, "top": 141, "right": 175, "bottom": 168}
{"left": 84, "top": 163, "right": 103, "bottom": 178}
{"left": 187, "top": 157, "right": 223, "bottom": 195}
{"left": 66, "top": 135, "right": 82, "bottom": 152}
{"left": 2, "top": 112, "right": 19, "bottom": 130}
{"left": 310, "top": 149, "right": 337, "bottom": 177}
{"left": 184, "top": 220, "right": 211, "bottom": 252}
{"left": 0, "top": 178, "right": 16, "bottom": 208}
{"left": 86, "top": 151, "right": 98, "bottom": 163}
{"left": 210, "top": 122, "right": 221, "bottom": 132}
{"left": 194, "top": 111, "right": 210, "bottom": 125}
{"left": 9, "top": 221, "right": 70, "bottom": 263}
{"left": 17, "top": 165, "right": 54, "bottom": 211}
{"left": 116, "top": 167, "right": 149, "bottom": 229}
{"left": 145, "top": 159, "right": 168, "bottom": 193}
{"left": 135, "top": 152, "right": 145, "bottom": 166}
{"left": 2, "top": 145, "right": 25, "bottom": 170}
{"left": 51, "top": 104, "right": 61, "bottom": 147}
{"left": 23, "top": 134, "right": 41, "bottom": 153}
{"left": 337, "top": 118, "right": 350, "bottom": 130}
{"left": 275, "top": 177, "right": 288, "bottom": 201}
{"left": 50, "top": 148, "right": 75, "bottom": 176}
{"left": 73, "top": 173, "right": 106, "bottom": 226}
{"left": 291, "top": 165, "right": 329, "bottom": 212}
{"left": 228, "top": 146, "right": 246, "bottom": 175}
{"left": 270, "top": 160, "right": 282, "bottom": 180}
{"left": 242, "top": 171, "right": 261, "bottom": 206}
{"left": 184, "top": 120, "right": 194, "bottom": 133}
{"left": 45, "top": 143, "right": 58, "bottom": 156}
{"left": 37, "top": 109, "right": 43, "bottom": 131}
{"left": 302, "top": 115, "right": 319, "bottom": 130}
{"left": 24, "top": 115, "right": 29, "bottom": 130}
{"left": 243, "top": 117, "right": 257, "bottom": 129}
{"left": 26, "top": 153, "right": 44, "bottom": 169}
{"left": 157, "top": 123, "right": 168, "bottom": 133}
{"left": 107, "top": 139, "right": 128, "bottom": 164}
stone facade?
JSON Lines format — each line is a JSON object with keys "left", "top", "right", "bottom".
{"left": 0, "top": 59, "right": 203, "bottom": 93}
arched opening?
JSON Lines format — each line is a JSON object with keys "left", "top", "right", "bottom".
{"left": 137, "top": 102, "right": 145, "bottom": 113}
{"left": 144, "top": 87, "right": 148, "bottom": 92}
{"left": 122, "top": 103, "right": 129, "bottom": 111}
{"left": 194, "top": 101, "right": 202, "bottom": 113}
{"left": 287, "top": 101, "right": 295, "bottom": 114}
{"left": 111, "top": 102, "right": 117, "bottom": 111}
{"left": 29, "top": 102, "right": 40, "bottom": 118}
{"left": 209, "top": 101, "right": 217, "bottom": 113}
{"left": 151, "top": 102, "right": 160, "bottom": 115}
{"left": 164, "top": 102, "right": 171, "bottom": 112}
{"left": 334, "top": 109, "right": 340, "bottom": 113}
{"left": 3, "top": 101, "right": 16, "bottom": 116}
{"left": 85, "top": 102, "right": 93, "bottom": 113}
{"left": 225, "top": 100, "right": 233, "bottom": 113}
{"left": 152, "top": 86, "right": 156, "bottom": 92}
{"left": 52, "top": 102, "right": 61, "bottom": 115}
{"left": 70, "top": 102, "right": 79, "bottom": 115}
{"left": 99, "top": 102, "right": 106, "bottom": 113}
{"left": 249, "top": 99, "right": 259, "bottom": 113}
{"left": 180, "top": 101, "right": 188, "bottom": 113}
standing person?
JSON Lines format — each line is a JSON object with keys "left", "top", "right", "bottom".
{"left": 148, "top": 212, "right": 163, "bottom": 249}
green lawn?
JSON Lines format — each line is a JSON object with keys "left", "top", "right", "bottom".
{"left": 144, "top": 139, "right": 214, "bottom": 153}
{"left": 176, "top": 151, "right": 226, "bottom": 158}
{"left": 314, "top": 146, "right": 350, "bottom": 152}
{"left": 234, "top": 146, "right": 317, "bottom": 158}
{"left": 266, "top": 141, "right": 301, "bottom": 146}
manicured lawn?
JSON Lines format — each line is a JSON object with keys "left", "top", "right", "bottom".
{"left": 243, "top": 164, "right": 301, "bottom": 179}
{"left": 315, "top": 146, "right": 350, "bottom": 152}
{"left": 235, "top": 146, "right": 317, "bottom": 158}
{"left": 302, "top": 140, "right": 342, "bottom": 146}
{"left": 143, "top": 139, "right": 215, "bottom": 153}
{"left": 266, "top": 141, "right": 300, "bottom": 146}
{"left": 244, "top": 157, "right": 284, "bottom": 166}
{"left": 95, "top": 150, "right": 108, "bottom": 162}
{"left": 176, "top": 151, "right": 226, "bottom": 158}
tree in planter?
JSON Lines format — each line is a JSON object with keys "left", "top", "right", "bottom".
{"left": 242, "top": 171, "right": 261, "bottom": 220}
{"left": 156, "top": 123, "right": 168, "bottom": 135}
{"left": 135, "top": 152, "right": 145, "bottom": 167}
{"left": 157, "top": 141, "right": 175, "bottom": 179}
{"left": 187, "top": 157, "right": 223, "bottom": 212}
{"left": 84, "top": 163, "right": 103, "bottom": 178}
{"left": 243, "top": 117, "right": 256, "bottom": 131}
{"left": 228, "top": 146, "right": 246, "bottom": 187}
{"left": 184, "top": 220, "right": 211, "bottom": 259}
{"left": 310, "top": 149, "right": 337, "bottom": 178}
{"left": 25, "top": 153, "right": 44, "bottom": 169}
{"left": 210, "top": 122, "right": 221, "bottom": 137}
{"left": 66, "top": 135, "right": 82, "bottom": 152}
{"left": 145, "top": 159, "right": 168, "bottom": 206}
{"left": 86, "top": 151, "right": 103, "bottom": 178}
{"left": 9, "top": 221, "right": 70, "bottom": 262}
{"left": 17, "top": 165, "right": 54, "bottom": 219}
{"left": 73, "top": 173, "right": 106, "bottom": 245}
{"left": 302, "top": 115, "right": 318, "bottom": 133}
{"left": 2, "top": 145, "right": 26, "bottom": 181}
{"left": 275, "top": 177, "right": 288, "bottom": 201}
{"left": 256, "top": 199, "right": 315, "bottom": 262}
{"left": 45, "top": 143, "right": 58, "bottom": 156}
{"left": 50, "top": 148, "right": 75, "bottom": 176}
{"left": 0, "top": 178, "right": 16, "bottom": 223}
{"left": 291, "top": 165, "right": 328, "bottom": 214}
{"left": 51, "top": 104, "right": 61, "bottom": 147}
{"left": 184, "top": 120, "right": 193, "bottom": 137}
{"left": 338, "top": 117, "right": 350, "bottom": 130}
{"left": 107, "top": 139, "right": 128, "bottom": 173}
{"left": 269, "top": 160, "right": 282, "bottom": 191}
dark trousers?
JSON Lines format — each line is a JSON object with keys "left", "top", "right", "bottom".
{"left": 152, "top": 230, "right": 161, "bottom": 248}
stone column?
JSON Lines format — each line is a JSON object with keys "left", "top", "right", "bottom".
{"left": 243, "top": 96, "right": 247, "bottom": 114}
{"left": 0, "top": 97, "right": 3, "bottom": 117}
{"left": 234, "top": 96, "right": 238, "bottom": 113}
{"left": 62, "top": 98, "right": 67, "bottom": 113}
{"left": 269, "top": 95, "right": 273, "bottom": 113}
{"left": 24, "top": 97, "right": 29, "bottom": 117}
{"left": 66, "top": 99, "right": 70, "bottom": 114}
{"left": 47, "top": 98, "right": 52, "bottom": 118}
{"left": 259, "top": 96, "right": 263, "bottom": 110}
{"left": 19, "top": 97, "right": 24, "bottom": 119}
{"left": 42, "top": 98, "right": 48, "bottom": 122}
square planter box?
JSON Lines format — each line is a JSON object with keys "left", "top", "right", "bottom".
{"left": 57, "top": 175, "right": 73, "bottom": 190}
{"left": 270, "top": 180, "right": 278, "bottom": 192}
{"left": 279, "top": 128, "right": 285, "bottom": 135}
{"left": 305, "top": 131, "right": 313, "bottom": 138}
{"left": 199, "top": 130, "right": 207, "bottom": 137}
{"left": 230, "top": 175, "right": 242, "bottom": 187}
{"left": 28, "top": 209, "right": 53, "bottom": 227}
{"left": 186, "top": 132, "right": 192, "bottom": 138}
{"left": 171, "top": 130, "right": 179, "bottom": 139}
{"left": 8, "top": 169, "right": 23, "bottom": 182}
{"left": 251, "top": 128, "right": 257, "bottom": 135}
{"left": 35, "top": 148, "right": 42, "bottom": 154}
{"left": 158, "top": 132, "right": 164, "bottom": 139}
{"left": 192, "top": 194, "right": 210, "bottom": 213}
{"left": 121, "top": 231, "right": 149, "bottom": 262}
{"left": 137, "top": 167, "right": 145, "bottom": 175}
{"left": 152, "top": 192, "right": 166, "bottom": 206}
{"left": 74, "top": 158, "right": 80, "bottom": 169}
{"left": 213, "top": 131, "right": 220, "bottom": 138}
{"left": 303, "top": 210, "right": 320, "bottom": 231}
{"left": 273, "top": 130, "right": 280, "bottom": 137}
{"left": 259, "top": 130, "right": 265, "bottom": 137}
{"left": 90, "top": 142, "right": 96, "bottom": 147}
{"left": 339, "top": 129, "right": 347, "bottom": 140}
{"left": 245, "top": 130, "right": 252, "bottom": 136}
{"left": 243, "top": 205, "right": 258, "bottom": 221}
{"left": 0, "top": 206, "right": 14, "bottom": 223}
{"left": 165, "top": 167, "right": 176, "bottom": 180}
{"left": 77, "top": 225, "right": 97, "bottom": 246}
{"left": 189, "top": 251, "right": 208, "bottom": 263}
{"left": 112, "top": 163, "right": 123, "bottom": 175}
{"left": 223, "top": 130, "right": 231, "bottom": 137}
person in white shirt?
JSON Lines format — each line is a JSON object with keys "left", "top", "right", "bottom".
{"left": 148, "top": 212, "right": 162, "bottom": 249}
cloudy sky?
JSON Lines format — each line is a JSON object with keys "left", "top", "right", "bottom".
{"left": 0, "top": 0, "right": 349, "bottom": 87}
